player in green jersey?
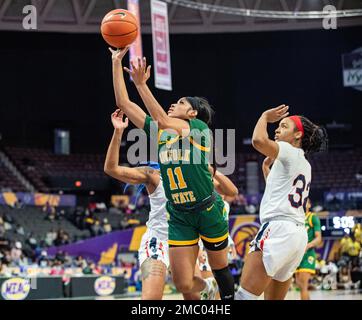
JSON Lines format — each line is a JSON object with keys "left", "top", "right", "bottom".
{"left": 109, "top": 46, "right": 236, "bottom": 300}
{"left": 295, "top": 199, "right": 322, "bottom": 300}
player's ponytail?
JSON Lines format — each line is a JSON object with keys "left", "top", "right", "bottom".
{"left": 186, "top": 97, "right": 214, "bottom": 126}
{"left": 300, "top": 116, "right": 328, "bottom": 154}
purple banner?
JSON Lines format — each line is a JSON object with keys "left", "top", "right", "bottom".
{"left": 0, "top": 192, "right": 76, "bottom": 207}
{"left": 46, "top": 230, "right": 134, "bottom": 264}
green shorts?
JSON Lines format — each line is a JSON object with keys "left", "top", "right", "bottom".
{"left": 295, "top": 249, "right": 316, "bottom": 274}
{"left": 167, "top": 194, "right": 229, "bottom": 247}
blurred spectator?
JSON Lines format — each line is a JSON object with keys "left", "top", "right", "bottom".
{"left": 337, "top": 265, "right": 354, "bottom": 289}
{"left": 339, "top": 234, "right": 352, "bottom": 258}
{"left": 26, "top": 233, "right": 38, "bottom": 250}
{"left": 45, "top": 228, "right": 57, "bottom": 247}
{"left": 120, "top": 216, "right": 129, "bottom": 230}
{"left": 102, "top": 218, "right": 112, "bottom": 234}
{"left": 10, "top": 241, "right": 23, "bottom": 266}
{"left": 353, "top": 223, "right": 362, "bottom": 244}
{"left": 348, "top": 235, "right": 361, "bottom": 267}
{"left": 15, "top": 223, "right": 25, "bottom": 236}
{"left": 43, "top": 201, "right": 56, "bottom": 221}
{"left": 90, "top": 218, "right": 101, "bottom": 237}
{"left": 0, "top": 215, "right": 5, "bottom": 235}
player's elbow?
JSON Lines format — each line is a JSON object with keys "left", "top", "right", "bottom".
{"left": 116, "top": 99, "right": 132, "bottom": 111}
{"left": 104, "top": 164, "right": 117, "bottom": 177}
{"left": 230, "top": 186, "right": 239, "bottom": 198}
{"left": 252, "top": 137, "right": 267, "bottom": 150}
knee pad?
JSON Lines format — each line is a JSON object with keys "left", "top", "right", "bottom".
{"left": 202, "top": 238, "right": 228, "bottom": 251}
{"left": 212, "top": 266, "right": 235, "bottom": 300}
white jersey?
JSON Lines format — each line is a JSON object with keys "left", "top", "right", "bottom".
{"left": 259, "top": 141, "right": 311, "bottom": 225}
{"left": 146, "top": 180, "right": 168, "bottom": 241}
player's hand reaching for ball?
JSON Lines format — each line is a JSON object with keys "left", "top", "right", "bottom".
{"left": 124, "top": 57, "right": 151, "bottom": 86}
{"left": 109, "top": 46, "right": 130, "bottom": 63}
{"left": 262, "top": 105, "right": 289, "bottom": 123}
{"left": 111, "top": 109, "right": 129, "bottom": 131}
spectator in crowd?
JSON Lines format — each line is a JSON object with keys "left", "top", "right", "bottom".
{"left": 43, "top": 201, "right": 56, "bottom": 221}
{"left": 347, "top": 234, "right": 361, "bottom": 267}
{"left": 45, "top": 228, "right": 57, "bottom": 247}
{"left": 26, "top": 232, "right": 38, "bottom": 251}
{"left": 102, "top": 218, "right": 112, "bottom": 234}
{"left": 37, "top": 250, "right": 49, "bottom": 267}
{"left": 337, "top": 265, "right": 354, "bottom": 289}
{"left": 339, "top": 234, "right": 352, "bottom": 259}
{"left": 75, "top": 255, "right": 87, "bottom": 269}
{"left": 90, "top": 218, "right": 101, "bottom": 237}
{"left": 10, "top": 241, "right": 23, "bottom": 266}
{"left": 353, "top": 223, "right": 362, "bottom": 244}
{"left": 0, "top": 215, "right": 5, "bottom": 235}
{"left": 15, "top": 223, "right": 25, "bottom": 236}
{"left": 120, "top": 216, "right": 129, "bottom": 230}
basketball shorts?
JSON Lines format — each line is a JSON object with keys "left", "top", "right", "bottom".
{"left": 138, "top": 228, "right": 169, "bottom": 269}
{"left": 295, "top": 249, "right": 316, "bottom": 274}
{"left": 249, "top": 220, "right": 308, "bottom": 282}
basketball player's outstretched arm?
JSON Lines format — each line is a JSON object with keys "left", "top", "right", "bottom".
{"left": 109, "top": 47, "right": 146, "bottom": 129}
{"left": 252, "top": 105, "right": 289, "bottom": 159}
{"left": 104, "top": 109, "right": 156, "bottom": 187}
{"left": 124, "top": 57, "right": 190, "bottom": 137}
{"left": 210, "top": 166, "right": 238, "bottom": 201}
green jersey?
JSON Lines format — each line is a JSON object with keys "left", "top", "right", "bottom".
{"left": 305, "top": 212, "right": 321, "bottom": 244}
{"left": 144, "top": 115, "right": 214, "bottom": 207}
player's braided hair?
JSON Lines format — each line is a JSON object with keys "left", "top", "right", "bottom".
{"left": 186, "top": 97, "right": 215, "bottom": 126}
{"left": 299, "top": 116, "right": 328, "bottom": 154}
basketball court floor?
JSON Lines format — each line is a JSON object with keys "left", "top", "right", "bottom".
{"left": 94, "top": 289, "right": 362, "bottom": 300}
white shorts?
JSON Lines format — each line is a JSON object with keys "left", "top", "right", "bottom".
{"left": 249, "top": 220, "right": 307, "bottom": 282}
{"left": 138, "top": 229, "right": 169, "bottom": 269}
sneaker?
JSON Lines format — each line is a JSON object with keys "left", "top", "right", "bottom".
{"left": 200, "top": 277, "right": 218, "bottom": 300}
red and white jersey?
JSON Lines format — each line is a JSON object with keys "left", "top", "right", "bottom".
{"left": 259, "top": 141, "right": 312, "bottom": 225}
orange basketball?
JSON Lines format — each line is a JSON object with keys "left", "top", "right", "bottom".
{"left": 101, "top": 9, "right": 138, "bottom": 48}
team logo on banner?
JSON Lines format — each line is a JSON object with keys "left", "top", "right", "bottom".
{"left": 94, "top": 276, "right": 116, "bottom": 296}
{"left": 1, "top": 278, "right": 31, "bottom": 300}
{"left": 342, "top": 47, "right": 362, "bottom": 91}
{"left": 232, "top": 222, "right": 260, "bottom": 258}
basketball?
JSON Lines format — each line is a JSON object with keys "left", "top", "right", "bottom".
{"left": 101, "top": 9, "right": 138, "bottom": 48}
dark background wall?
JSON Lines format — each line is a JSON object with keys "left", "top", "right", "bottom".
{"left": 0, "top": 26, "right": 361, "bottom": 153}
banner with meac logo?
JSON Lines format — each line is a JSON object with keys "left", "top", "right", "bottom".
{"left": 151, "top": 0, "right": 172, "bottom": 91}
{"left": 127, "top": 0, "right": 143, "bottom": 66}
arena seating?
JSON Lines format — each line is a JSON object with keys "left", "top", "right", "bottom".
{"left": 4, "top": 147, "right": 107, "bottom": 192}
{"left": 2, "top": 146, "right": 362, "bottom": 194}
{"left": 0, "top": 162, "right": 25, "bottom": 192}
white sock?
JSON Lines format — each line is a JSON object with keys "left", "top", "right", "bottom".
{"left": 235, "top": 287, "right": 259, "bottom": 300}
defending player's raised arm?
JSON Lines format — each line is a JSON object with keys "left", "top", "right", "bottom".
{"left": 252, "top": 105, "right": 289, "bottom": 159}
{"left": 104, "top": 109, "right": 149, "bottom": 185}
{"left": 124, "top": 57, "right": 190, "bottom": 136}
{"left": 109, "top": 47, "right": 147, "bottom": 129}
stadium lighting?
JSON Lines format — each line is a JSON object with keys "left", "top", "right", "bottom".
{"left": 162, "top": 0, "right": 362, "bottom": 19}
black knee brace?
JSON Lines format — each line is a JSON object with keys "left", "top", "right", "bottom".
{"left": 212, "top": 266, "right": 235, "bottom": 300}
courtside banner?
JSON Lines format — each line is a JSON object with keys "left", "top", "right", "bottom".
{"left": 151, "top": 0, "right": 172, "bottom": 91}
{"left": 127, "top": 0, "right": 143, "bottom": 65}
